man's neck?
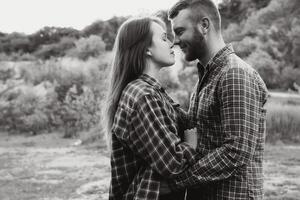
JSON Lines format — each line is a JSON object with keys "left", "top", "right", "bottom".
{"left": 199, "top": 36, "right": 226, "bottom": 67}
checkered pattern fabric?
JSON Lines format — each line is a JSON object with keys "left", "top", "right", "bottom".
{"left": 109, "top": 74, "right": 199, "bottom": 200}
{"left": 173, "top": 44, "right": 269, "bottom": 200}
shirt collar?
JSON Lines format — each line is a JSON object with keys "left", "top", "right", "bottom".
{"left": 140, "top": 74, "right": 165, "bottom": 92}
{"left": 197, "top": 44, "right": 234, "bottom": 75}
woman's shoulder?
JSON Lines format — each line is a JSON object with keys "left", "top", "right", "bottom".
{"left": 120, "top": 78, "right": 158, "bottom": 108}
{"left": 124, "top": 78, "right": 157, "bottom": 99}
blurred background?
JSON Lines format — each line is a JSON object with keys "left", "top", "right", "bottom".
{"left": 0, "top": 0, "right": 299, "bottom": 199}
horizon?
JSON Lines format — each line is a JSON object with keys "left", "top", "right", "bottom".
{"left": 0, "top": 0, "right": 221, "bottom": 35}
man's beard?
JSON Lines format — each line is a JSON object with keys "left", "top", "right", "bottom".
{"left": 185, "top": 29, "right": 206, "bottom": 62}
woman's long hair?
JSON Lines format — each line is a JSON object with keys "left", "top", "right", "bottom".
{"left": 104, "top": 16, "right": 165, "bottom": 149}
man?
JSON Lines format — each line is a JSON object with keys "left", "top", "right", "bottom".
{"left": 167, "top": 0, "right": 269, "bottom": 199}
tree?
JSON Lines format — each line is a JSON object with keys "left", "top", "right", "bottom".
{"left": 29, "top": 27, "right": 81, "bottom": 53}
{"left": 0, "top": 32, "right": 31, "bottom": 54}
{"left": 34, "top": 37, "right": 76, "bottom": 59}
{"left": 219, "top": 0, "right": 272, "bottom": 28}
{"left": 82, "top": 16, "right": 127, "bottom": 50}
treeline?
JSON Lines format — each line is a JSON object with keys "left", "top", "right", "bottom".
{"left": 0, "top": 16, "right": 127, "bottom": 60}
{"left": 1, "top": 0, "right": 298, "bottom": 90}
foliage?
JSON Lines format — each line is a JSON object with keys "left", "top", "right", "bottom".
{"left": 280, "top": 67, "right": 300, "bottom": 90}
{"left": 0, "top": 55, "right": 109, "bottom": 137}
{"left": 66, "top": 35, "right": 105, "bottom": 60}
{"left": 82, "top": 16, "right": 127, "bottom": 50}
{"left": 246, "top": 49, "right": 280, "bottom": 89}
{"left": 219, "top": 0, "right": 272, "bottom": 27}
{"left": 34, "top": 37, "right": 76, "bottom": 59}
{"left": 0, "top": 90, "right": 50, "bottom": 134}
{"left": 59, "top": 87, "right": 102, "bottom": 138}
{"left": 29, "top": 27, "right": 81, "bottom": 53}
{"left": 0, "top": 32, "right": 31, "bottom": 54}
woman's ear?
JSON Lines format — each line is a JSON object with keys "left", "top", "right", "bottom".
{"left": 146, "top": 50, "right": 152, "bottom": 56}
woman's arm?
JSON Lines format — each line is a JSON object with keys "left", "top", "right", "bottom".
{"left": 128, "top": 94, "right": 199, "bottom": 178}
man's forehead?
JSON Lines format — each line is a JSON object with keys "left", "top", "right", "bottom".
{"left": 171, "top": 9, "right": 191, "bottom": 28}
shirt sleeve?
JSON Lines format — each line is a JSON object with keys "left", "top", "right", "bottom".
{"left": 172, "top": 67, "right": 262, "bottom": 188}
{"left": 177, "top": 107, "right": 194, "bottom": 130}
{"left": 128, "top": 94, "right": 199, "bottom": 178}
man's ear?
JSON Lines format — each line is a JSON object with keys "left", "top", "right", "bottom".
{"left": 198, "top": 17, "right": 210, "bottom": 35}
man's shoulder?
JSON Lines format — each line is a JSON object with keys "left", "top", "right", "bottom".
{"left": 228, "top": 53, "right": 252, "bottom": 70}
{"left": 221, "top": 53, "right": 257, "bottom": 76}
{"left": 219, "top": 53, "right": 268, "bottom": 93}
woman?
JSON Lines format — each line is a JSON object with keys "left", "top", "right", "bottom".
{"left": 104, "top": 16, "right": 198, "bottom": 200}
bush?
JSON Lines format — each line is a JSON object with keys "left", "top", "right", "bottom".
{"left": 0, "top": 54, "right": 110, "bottom": 138}
{"left": 280, "top": 67, "right": 300, "bottom": 91}
{"left": 1, "top": 90, "right": 50, "bottom": 134}
{"left": 233, "top": 36, "right": 260, "bottom": 58}
{"left": 59, "top": 86, "right": 102, "bottom": 138}
{"left": 67, "top": 35, "right": 105, "bottom": 60}
{"left": 34, "top": 37, "right": 76, "bottom": 60}
{"left": 246, "top": 49, "right": 280, "bottom": 89}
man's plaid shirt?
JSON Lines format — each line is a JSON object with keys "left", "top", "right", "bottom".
{"left": 172, "top": 44, "right": 269, "bottom": 199}
{"left": 109, "top": 74, "right": 199, "bottom": 200}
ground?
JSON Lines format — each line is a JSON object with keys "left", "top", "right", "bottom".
{"left": 0, "top": 132, "right": 299, "bottom": 200}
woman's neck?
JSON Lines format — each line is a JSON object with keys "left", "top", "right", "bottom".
{"left": 143, "top": 62, "right": 161, "bottom": 81}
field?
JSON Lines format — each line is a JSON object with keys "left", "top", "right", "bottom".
{"left": 0, "top": 135, "right": 300, "bottom": 200}
{"left": 0, "top": 92, "right": 299, "bottom": 200}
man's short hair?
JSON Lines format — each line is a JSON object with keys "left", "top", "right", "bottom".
{"left": 168, "top": 0, "right": 221, "bottom": 32}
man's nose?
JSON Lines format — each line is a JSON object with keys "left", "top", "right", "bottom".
{"left": 173, "top": 35, "right": 180, "bottom": 46}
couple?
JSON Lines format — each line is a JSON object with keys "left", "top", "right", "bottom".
{"left": 104, "top": 0, "right": 269, "bottom": 199}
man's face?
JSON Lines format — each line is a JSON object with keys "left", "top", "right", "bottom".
{"left": 171, "top": 9, "right": 206, "bottom": 62}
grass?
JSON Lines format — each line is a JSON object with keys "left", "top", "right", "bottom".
{"left": 265, "top": 94, "right": 300, "bottom": 144}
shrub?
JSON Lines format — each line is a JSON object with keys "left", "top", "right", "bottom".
{"left": 59, "top": 86, "right": 102, "bottom": 138}
{"left": 233, "top": 36, "right": 260, "bottom": 58}
{"left": 246, "top": 49, "right": 280, "bottom": 89}
{"left": 2, "top": 90, "right": 50, "bottom": 134}
{"left": 66, "top": 35, "right": 105, "bottom": 60}
{"left": 280, "top": 67, "right": 300, "bottom": 91}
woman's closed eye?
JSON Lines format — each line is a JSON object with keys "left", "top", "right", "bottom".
{"left": 162, "top": 33, "right": 168, "bottom": 41}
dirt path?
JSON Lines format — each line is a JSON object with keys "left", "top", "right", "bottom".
{"left": 0, "top": 132, "right": 110, "bottom": 200}
{"left": 0, "top": 132, "right": 299, "bottom": 200}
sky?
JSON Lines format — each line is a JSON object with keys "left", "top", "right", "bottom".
{"left": 0, "top": 0, "right": 221, "bottom": 34}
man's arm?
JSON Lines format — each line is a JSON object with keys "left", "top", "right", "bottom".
{"left": 172, "top": 67, "right": 262, "bottom": 188}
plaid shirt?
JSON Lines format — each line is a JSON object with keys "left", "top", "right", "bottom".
{"left": 172, "top": 44, "right": 269, "bottom": 199}
{"left": 109, "top": 74, "right": 199, "bottom": 200}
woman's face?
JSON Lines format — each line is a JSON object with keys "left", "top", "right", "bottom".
{"left": 147, "top": 22, "right": 175, "bottom": 68}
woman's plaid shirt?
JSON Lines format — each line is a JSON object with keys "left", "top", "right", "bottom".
{"left": 172, "top": 45, "right": 269, "bottom": 199}
{"left": 109, "top": 74, "right": 199, "bottom": 200}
